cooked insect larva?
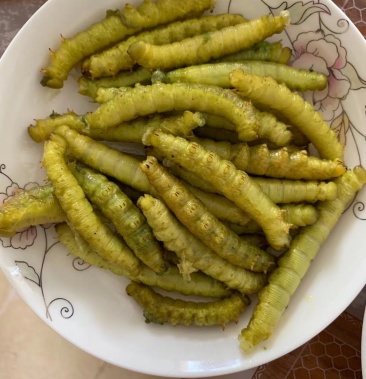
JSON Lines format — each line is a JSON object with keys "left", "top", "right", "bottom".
{"left": 161, "top": 157, "right": 338, "bottom": 204}
{"left": 84, "top": 82, "right": 260, "bottom": 141}
{"left": 239, "top": 166, "right": 366, "bottom": 352}
{"left": 158, "top": 61, "right": 327, "bottom": 91}
{"left": 144, "top": 131, "right": 291, "bottom": 250}
{"left": 54, "top": 125, "right": 252, "bottom": 225}
{"left": 126, "top": 282, "right": 250, "bottom": 327}
{"left": 41, "top": 0, "right": 214, "bottom": 88}
{"left": 138, "top": 194, "right": 268, "bottom": 295}
{"left": 56, "top": 222, "right": 231, "bottom": 298}
{"left": 140, "top": 156, "right": 275, "bottom": 273}
{"left": 69, "top": 162, "right": 168, "bottom": 274}
{"left": 28, "top": 110, "right": 203, "bottom": 143}
{"left": 251, "top": 177, "right": 338, "bottom": 204}
{"left": 192, "top": 138, "right": 345, "bottom": 180}
{"left": 42, "top": 133, "right": 141, "bottom": 277}
{"left": 120, "top": 0, "right": 215, "bottom": 28}
{"left": 0, "top": 184, "right": 65, "bottom": 237}
{"left": 83, "top": 14, "right": 247, "bottom": 78}
{"left": 78, "top": 68, "right": 152, "bottom": 98}
{"left": 230, "top": 69, "right": 344, "bottom": 161}
{"left": 215, "top": 40, "right": 291, "bottom": 64}
{"left": 128, "top": 11, "right": 290, "bottom": 71}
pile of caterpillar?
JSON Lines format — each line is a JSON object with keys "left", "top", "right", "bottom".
{"left": 1, "top": 0, "right": 365, "bottom": 353}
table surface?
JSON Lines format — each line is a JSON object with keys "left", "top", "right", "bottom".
{"left": 0, "top": 1, "right": 365, "bottom": 378}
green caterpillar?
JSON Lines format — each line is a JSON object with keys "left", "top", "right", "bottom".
{"left": 126, "top": 282, "right": 250, "bottom": 327}
{"left": 140, "top": 156, "right": 275, "bottom": 273}
{"left": 239, "top": 166, "right": 366, "bottom": 352}
{"left": 128, "top": 11, "right": 290, "bottom": 71}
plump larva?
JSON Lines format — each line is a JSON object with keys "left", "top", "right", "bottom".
{"left": 140, "top": 156, "right": 275, "bottom": 273}
{"left": 41, "top": 0, "right": 214, "bottom": 88}
{"left": 238, "top": 166, "right": 366, "bottom": 352}
{"left": 126, "top": 282, "right": 250, "bottom": 327}
{"left": 42, "top": 133, "right": 141, "bottom": 277}
{"left": 144, "top": 130, "right": 291, "bottom": 250}
{"left": 56, "top": 222, "right": 232, "bottom": 298}
{"left": 138, "top": 194, "right": 268, "bottom": 295}
{"left": 84, "top": 82, "right": 260, "bottom": 141}
{"left": 192, "top": 138, "right": 345, "bottom": 180}
{"left": 83, "top": 14, "right": 247, "bottom": 78}
{"left": 78, "top": 68, "right": 152, "bottom": 99}
{"left": 128, "top": 11, "right": 290, "bottom": 71}
{"left": 215, "top": 40, "right": 291, "bottom": 64}
{"left": 0, "top": 185, "right": 65, "bottom": 237}
{"left": 160, "top": 61, "right": 327, "bottom": 92}
{"left": 69, "top": 162, "right": 168, "bottom": 274}
{"left": 230, "top": 69, "right": 344, "bottom": 161}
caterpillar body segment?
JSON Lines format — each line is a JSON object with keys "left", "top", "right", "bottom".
{"left": 138, "top": 194, "right": 268, "bottom": 295}
{"left": 83, "top": 14, "right": 248, "bottom": 78}
{"left": 120, "top": 0, "right": 215, "bottom": 29}
{"left": 28, "top": 111, "right": 85, "bottom": 143}
{"left": 252, "top": 177, "right": 338, "bottom": 204}
{"left": 0, "top": 185, "right": 65, "bottom": 237}
{"left": 192, "top": 138, "right": 345, "bottom": 180}
{"left": 42, "top": 134, "right": 142, "bottom": 277}
{"left": 29, "top": 110, "right": 203, "bottom": 144}
{"left": 162, "top": 158, "right": 338, "bottom": 204}
{"left": 126, "top": 282, "right": 250, "bottom": 327}
{"left": 69, "top": 162, "right": 168, "bottom": 274}
{"left": 78, "top": 68, "right": 152, "bottom": 99}
{"left": 128, "top": 11, "right": 290, "bottom": 71}
{"left": 53, "top": 125, "right": 155, "bottom": 194}
{"left": 239, "top": 166, "right": 366, "bottom": 352}
{"left": 41, "top": 0, "right": 214, "bottom": 88}
{"left": 53, "top": 125, "right": 251, "bottom": 225}
{"left": 215, "top": 41, "right": 291, "bottom": 64}
{"left": 56, "top": 222, "right": 231, "bottom": 297}
{"left": 140, "top": 156, "right": 275, "bottom": 273}
{"left": 144, "top": 131, "right": 291, "bottom": 250}
{"left": 160, "top": 61, "right": 327, "bottom": 92}
{"left": 84, "top": 82, "right": 260, "bottom": 141}
{"left": 230, "top": 69, "right": 344, "bottom": 161}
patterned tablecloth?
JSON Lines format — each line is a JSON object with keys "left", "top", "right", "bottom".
{"left": 0, "top": 1, "right": 365, "bottom": 379}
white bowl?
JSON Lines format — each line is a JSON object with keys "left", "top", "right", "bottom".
{"left": 0, "top": 0, "right": 366, "bottom": 377}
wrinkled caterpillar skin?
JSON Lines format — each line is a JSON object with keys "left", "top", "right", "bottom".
{"left": 28, "top": 111, "right": 85, "bottom": 143}
{"left": 69, "top": 162, "right": 168, "bottom": 274}
{"left": 239, "top": 166, "right": 366, "bottom": 353}
{"left": 230, "top": 69, "right": 344, "bottom": 161}
{"left": 54, "top": 125, "right": 154, "bottom": 194}
{"left": 162, "top": 158, "right": 338, "bottom": 204}
{"left": 138, "top": 195, "right": 267, "bottom": 295}
{"left": 128, "top": 11, "right": 290, "bottom": 71}
{"left": 83, "top": 14, "right": 247, "bottom": 78}
{"left": 141, "top": 156, "right": 275, "bottom": 273}
{"left": 194, "top": 138, "right": 345, "bottom": 180}
{"left": 0, "top": 185, "right": 65, "bottom": 237}
{"left": 120, "top": 0, "right": 215, "bottom": 29}
{"left": 145, "top": 131, "right": 291, "bottom": 250}
{"left": 215, "top": 41, "right": 291, "bottom": 65}
{"left": 42, "top": 134, "right": 141, "bottom": 277}
{"left": 280, "top": 204, "right": 318, "bottom": 227}
{"left": 41, "top": 0, "right": 214, "bottom": 88}
{"left": 56, "top": 222, "right": 231, "bottom": 298}
{"left": 78, "top": 68, "right": 152, "bottom": 99}
{"left": 252, "top": 177, "right": 338, "bottom": 204}
{"left": 85, "top": 82, "right": 260, "bottom": 141}
{"left": 29, "top": 110, "right": 203, "bottom": 144}
{"left": 82, "top": 111, "right": 204, "bottom": 143}
{"left": 55, "top": 125, "right": 250, "bottom": 225}
{"left": 161, "top": 61, "right": 327, "bottom": 92}
{"left": 126, "top": 282, "right": 250, "bottom": 327}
